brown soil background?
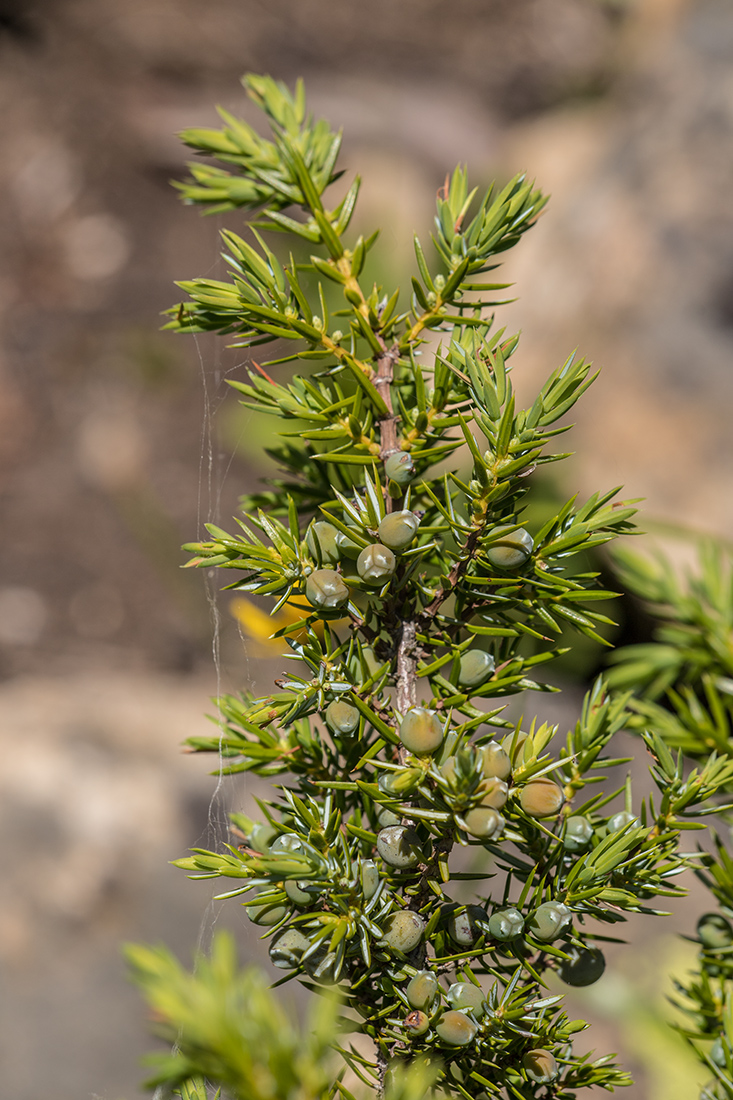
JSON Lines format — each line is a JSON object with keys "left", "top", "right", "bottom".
{"left": 1, "top": 0, "right": 732, "bottom": 1096}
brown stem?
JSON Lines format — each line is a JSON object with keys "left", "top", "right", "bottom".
{"left": 377, "top": 1047, "right": 389, "bottom": 1100}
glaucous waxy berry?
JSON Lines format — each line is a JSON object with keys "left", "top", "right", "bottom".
{"left": 357, "top": 542, "right": 396, "bottom": 585}
{"left": 486, "top": 526, "right": 534, "bottom": 569}
{"left": 270, "top": 832, "right": 304, "bottom": 855}
{"left": 361, "top": 859, "right": 380, "bottom": 899}
{"left": 283, "top": 879, "right": 317, "bottom": 907}
{"left": 269, "top": 927, "right": 310, "bottom": 968}
{"left": 399, "top": 707, "right": 444, "bottom": 755}
{"left": 558, "top": 944, "right": 606, "bottom": 986}
{"left": 246, "top": 894, "right": 288, "bottom": 926}
{"left": 378, "top": 509, "right": 420, "bottom": 552}
{"left": 384, "top": 451, "right": 415, "bottom": 486}
{"left": 377, "top": 807, "right": 401, "bottom": 828}
{"left": 447, "top": 982, "right": 485, "bottom": 1017}
{"left": 381, "top": 910, "right": 425, "bottom": 954}
{"left": 304, "top": 949, "right": 340, "bottom": 984}
{"left": 502, "top": 731, "right": 529, "bottom": 765}
{"left": 325, "top": 699, "right": 359, "bottom": 735}
{"left": 463, "top": 807, "right": 505, "bottom": 840}
{"left": 523, "top": 1049, "right": 559, "bottom": 1084}
{"left": 305, "top": 520, "right": 340, "bottom": 564}
{"left": 697, "top": 913, "right": 733, "bottom": 949}
{"left": 488, "top": 907, "right": 524, "bottom": 941}
{"left": 458, "top": 649, "right": 495, "bottom": 688}
{"left": 305, "top": 568, "right": 349, "bottom": 610}
{"left": 447, "top": 904, "right": 486, "bottom": 946}
{"left": 564, "top": 815, "right": 594, "bottom": 851}
{"left": 528, "top": 901, "right": 572, "bottom": 942}
{"left": 404, "top": 1010, "right": 430, "bottom": 1037}
{"left": 376, "top": 825, "right": 422, "bottom": 868}
{"left": 711, "top": 1037, "right": 727, "bottom": 1068}
{"left": 406, "top": 970, "right": 438, "bottom": 1010}
{"left": 519, "top": 777, "right": 564, "bottom": 818}
{"left": 336, "top": 527, "right": 361, "bottom": 558}
{"left": 480, "top": 741, "right": 512, "bottom": 781}
{"left": 436, "top": 1010, "right": 478, "bottom": 1046}
{"left": 479, "top": 777, "right": 509, "bottom": 810}
{"left": 607, "top": 810, "right": 638, "bottom": 833}
{"left": 249, "top": 822, "right": 278, "bottom": 853}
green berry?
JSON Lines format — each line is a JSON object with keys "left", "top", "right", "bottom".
{"left": 607, "top": 810, "right": 638, "bottom": 832}
{"left": 399, "top": 707, "right": 444, "bottom": 755}
{"left": 357, "top": 542, "right": 396, "bottom": 585}
{"left": 435, "top": 1010, "right": 478, "bottom": 1046}
{"left": 447, "top": 982, "right": 485, "bottom": 1017}
{"left": 479, "top": 741, "right": 512, "bottom": 781}
{"left": 377, "top": 807, "right": 401, "bottom": 828}
{"left": 479, "top": 777, "right": 509, "bottom": 810}
{"left": 283, "top": 879, "right": 317, "bottom": 907}
{"left": 447, "top": 904, "right": 486, "bottom": 945}
{"left": 270, "top": 832, "right": 303, "bottom": 855}
{"left": 558, "top": 944, "right": 605, "bottom": 986}
{"left": 377, "top": 510, "right": 420, "bottom": 552}
{"left": 336, "top": 528, "right": 362, "bottom": 558}
{"left": 458, "top": 649, "right": 495, "bottom": 688}
{"left": 246, "top": 894, "right": 288, "bottom": 926}
{"left": 248, "top": 822, "right": 278, "bottom": 853}
{"left": 564, "top": 815, "right": 594, "bottom": 851}
{"left": 711, "top": 1037, "right": 727, "bottom": 1068}
{"left": 376, "top": 825, "right": 422, "bottom": 868}
{"left": 502, "top": 730, "right": 529, "bottom": 765}
{"left": 384, "top": 451, "right": 415, "bottom": 486}
{"left": 305, "top": 521, "right": 340, "bottom": 564}
{"left": 488, "top": 907, "right": 524, "bottom": 941}
{"left": 698, "top": 913, "right": 733, "bottom": 949}
{"left": 523, "top": 1049, "right": 559, "bottom": 1084}
{"left": 305, "top": 568, "right": 349, "bottom": 610}
{"left": 325, "top": 699, "right": 360, "bottom": 735}
{"left": 360, "top": 859, "right": 380, "bottom": 899}
{"left": 486, "top": 526, "right": 533, "bottom": 569}
{"left": 381, "top": 910, "right": 425, "bottom": 954}
{"left": 406, "top": 970, "right": 438, "bottom": 1010}
{"left": 519, "top": 777, "right": 564, "bottom": 818}
{"left": 269, "top": 927, "right": 310, "bottom": 968}
{"left": 528, "top": 901, "right": 572, "bottom": 942}
{"left": 404, "top": 1010, "right": 430, "bottom": 1037}
{"left": 303, "top": 949, "right": 340, "bottom": 984}
{"left": 463, "top": 807, "right": 505, "bottom": 841}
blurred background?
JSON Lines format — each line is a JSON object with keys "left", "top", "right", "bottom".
{"left": 2, "top": 0, "right": 733, "bottom": 1096}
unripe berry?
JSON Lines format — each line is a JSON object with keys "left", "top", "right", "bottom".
{"left": 361, "top": 859, "right": 380, "bottom": 899}
{"left": 381, "top": 910, "right": 425, "bottom": 954}
{"left": 697, "top": 913, "right": 733, "bottom": 949}
{"left": 283, "top": 879, "right": 317, "bottom": 907}
{"left": 406, "top": 970, "right": 438, "bottom": 1010}
{"left": 479, "top": 777, "right": 509, "bottom": 810}
{"left": 325, "top": 699, "right": 359, "bottom": 735}
{"left": 463, "top": 807, "right": 505, "bottom": 840}
{"left": 447, "top": 904, "right": 486, "bottom": 945}
{"left": 376, "top": 825, "right": 422, "bottom": 868}
{"left": 488, "top": 907, "right": 524, "bottom": 941}
{"left": 502, "top": 731, "right": 529, "bottom": 765}
{"left": 357, "top": 542, "right": 396, "bottom": 585}
{"left": 247, "top": 894, "right": 288, "bottom": 926}
{"left": 404, "top": 1010, "right": 430, "bottom": 1037}
{"left": 558, "top": 944, "right": 605, "bottom": 986}
{"left": 607, "top": 810, "right": 638, "bottom": 833}
{"left": 435, "top": 1010, "right": 478, "bottom": 1046}
{"left": 711, "top": 1037, "right": 727, "bottom": 1068}
{"left": 303, "top": 949, "right": 340, "bottom": 984}
{"left": 447, "top": 982, "right": 485, "bottom": 1017}
{"left": 399, "top": 707, "right": 444, "bottom": 755}
{"left": 305, "top": 521, "right": 340, "bottom": 564}
{"left": 377, "top": 510, "right": 420, "bottom": 552}
{"left": 528, "top": 901, "right": 572, "bottom": 942}
{"left": 305, "top": 568, "right": 349, "bottom": 610}
{"left": 564, "top": 815, "right": 594, "bottom": 851}
{"left": 269, "top": 927, "right": 310, "bottom": 968}
{"left": 377, "top": 807, "right": 401, "bottom": 828}
{"left": 458, "top": 649, "right": 495, "bottom": 688}
{"left": 384, "top": 451, "right": 415, "bottom": 486}
{"left": 270, "top": 832, "right": 304, "bottom": 855}
{"left": 336, "top": 528, "right": 361, "bottom": 558}
{"left": 519, "top": 777, "right": 564, "bottom": 818}
{"left": 480, "top": 741, "right": 512, "bottom": 781}
{"left": 486, "top": 526, "right": 534, "bottom": 569}
{"left": 523, "top": 1049, "right": 559, "bottom": 1084}
{"left": 249, "top": 822, "right": 278, "bottom": 853}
